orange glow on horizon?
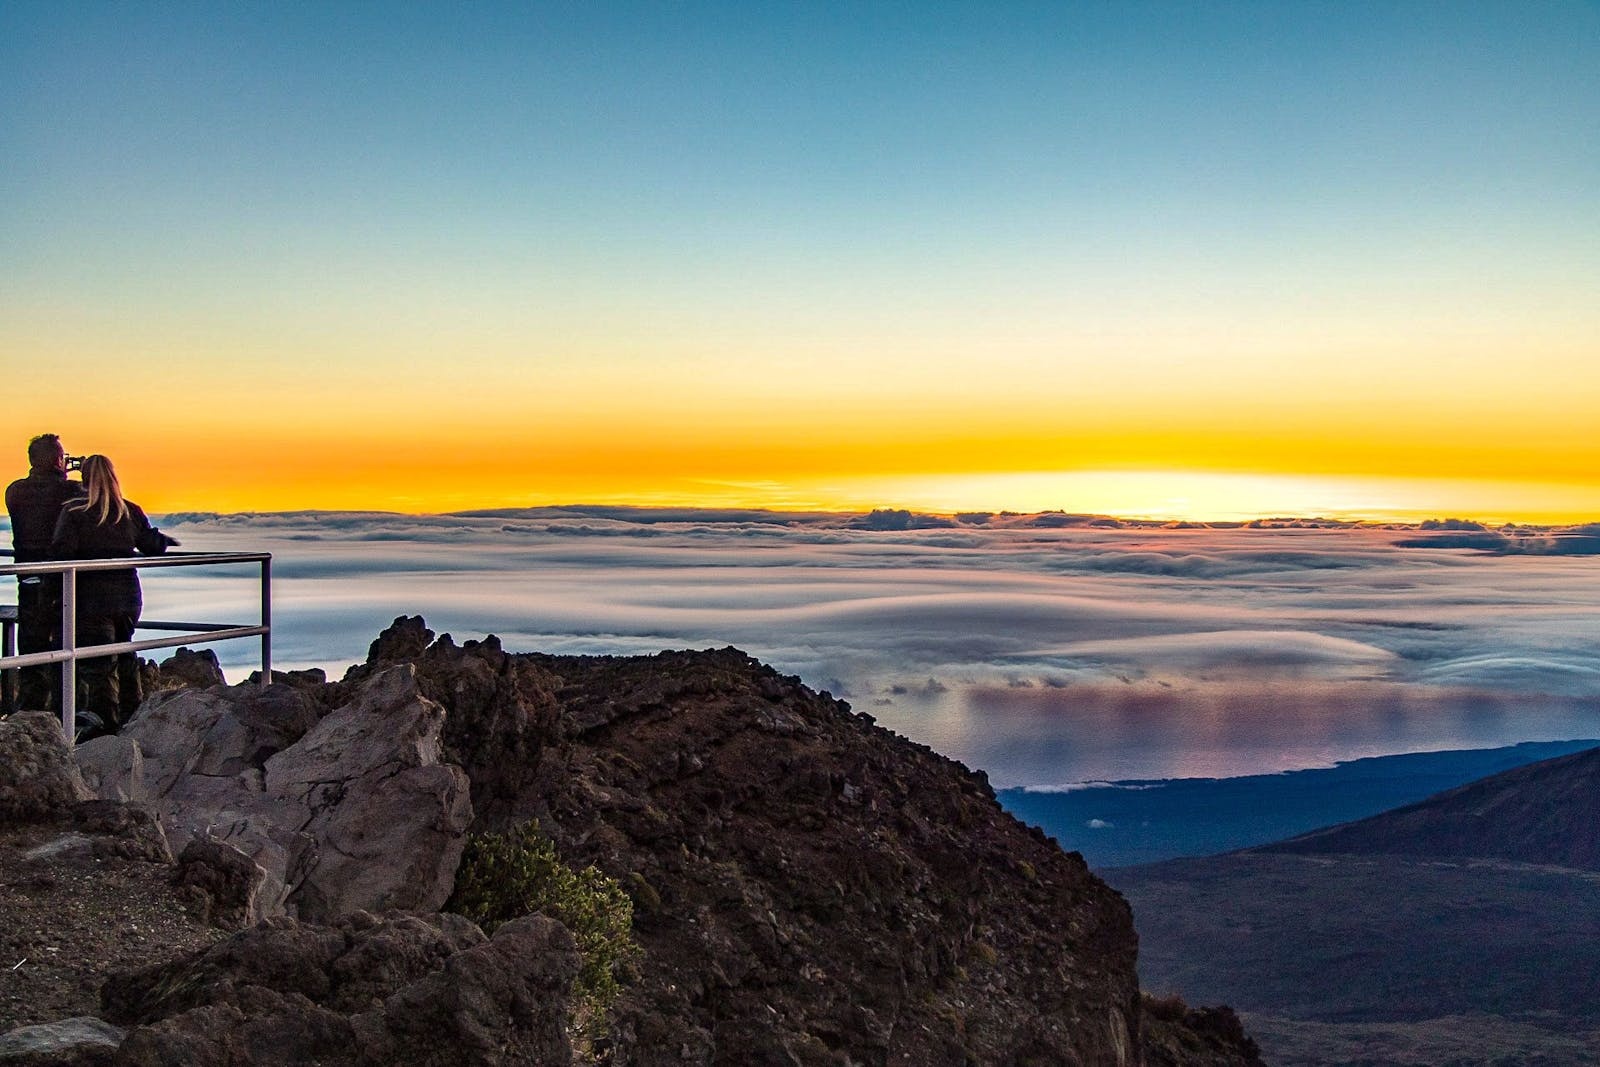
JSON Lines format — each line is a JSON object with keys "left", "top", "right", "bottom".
{"left": 25, "top": 404, "right": 1585, "bottom": 520}
{"left": 9, "top": 309, "right": 1598, "bottom": 523}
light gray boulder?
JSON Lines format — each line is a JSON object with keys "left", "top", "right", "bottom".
{"left": 264, "top": 666, "right": 472, "bottom": 920}
{"left": 108, "top": 681, "right": 321, "bottom": 801}
{"left": 74, "top": 666, "right": 471, "bottom": 925}
{"left": 0, "top": 1016, "right": 125, "bottom": 1063}
{"left": 73, "top": 734, "right": 145, "bottom": 802}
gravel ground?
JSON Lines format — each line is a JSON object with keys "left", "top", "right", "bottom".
{"left": 0, "top": 824, "right": 220, "bottom": 1032}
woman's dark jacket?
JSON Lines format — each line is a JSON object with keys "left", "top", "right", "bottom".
{"left": 49, "top": 501, "right": 174, "bottom": 615}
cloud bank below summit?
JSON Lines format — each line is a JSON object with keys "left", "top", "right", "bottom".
{"left": 139, "top": 507, "right": 1600, "bottom": 786}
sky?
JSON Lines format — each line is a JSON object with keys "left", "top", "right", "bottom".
{"left": 4, "top": 2, "right": 1599, "bottom": 520}
{"left": 121, "top": 511, "right": 1600, "bottom": 786}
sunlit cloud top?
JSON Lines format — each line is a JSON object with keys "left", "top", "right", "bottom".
{"left": 3, "top": 2, "right": 1598, "bottom": 519}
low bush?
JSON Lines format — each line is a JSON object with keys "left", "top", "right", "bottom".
{"left": 448, "top": 822, "right": 636, "bottom": 1025}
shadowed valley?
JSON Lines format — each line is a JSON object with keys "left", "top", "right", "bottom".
{"left": 1110, "top": 746, "right": 1600, "bottom": 1065}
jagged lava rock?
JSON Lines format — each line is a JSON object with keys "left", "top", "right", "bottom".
{"left": 0, "top": 712, "right": 90, "bottom": 823}
{"left": 24, "top": 616, "right": 1255, "bottom": 1066}
{"left": 173, "top": 835, "right": 267, "bottom": 930}
{"left": 152, "top": 647, "right": 228, "bottom": 691}
{"left": 339, "top": 617, "right": 1197, "bottom": 1066}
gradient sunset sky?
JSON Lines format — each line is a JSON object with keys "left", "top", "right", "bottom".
{"left": 4, "top": 2, "right": 1598, "bottom": 520}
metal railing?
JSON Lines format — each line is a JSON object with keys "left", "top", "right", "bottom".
{"left": 1, "top": 552, "right": 271, "bottom": 743}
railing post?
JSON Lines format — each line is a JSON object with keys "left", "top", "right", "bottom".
{"left": 60, "top": 567, "right": 76, "bottom": 745}
{"left": 260, "top": 556, "right": 272, "bottom": 689}
{"left": 1, "top": 616, "right": 15, "bottom": 715}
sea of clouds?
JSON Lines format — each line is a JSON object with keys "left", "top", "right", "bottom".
{"left": 69, "top": 507, "right": 1600, "bottom": 788}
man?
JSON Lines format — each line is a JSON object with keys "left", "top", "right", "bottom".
{"left": 5, "top": 434, "right": 85, "bottom": 712}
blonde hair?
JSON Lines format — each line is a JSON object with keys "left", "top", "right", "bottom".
{"left": 76, "top": 454, "right": 130, "bottom": 526}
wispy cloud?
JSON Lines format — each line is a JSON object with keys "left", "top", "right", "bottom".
{"left": 138, "top": 508, "right": 1600, "bottom": 786}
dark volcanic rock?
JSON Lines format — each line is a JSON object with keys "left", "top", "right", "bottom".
{"left": 173, "top": 835, "right": 267, "bottom": 930}
{"left": 1140, "top": 996, "right": 1262, "bottom": 1067}
{"left": 153, "top": 648, "right": 227, "bottom": 692}
{"left": 341, "top": 618, "right": 564, "bottom": 823}
{"left": 132, "top": 647, "right": 228, "bottom": 709}
{"left": 0, "top": 712, "right": 90, "bottom": 823}
{"left": 105, "top": 912, "right": 578, "bottom": 1066}
{"left": 342, "top": 617, "right": 1227, "bottom": 1066}
{"left": 244, "top": 667, "right": 329, "bottom": 690}
{"left": 1261, "top": 744, "right": 1600, "bottom": 869}
{"left": 71, "top": 801, "right": 173, "bottom": 864}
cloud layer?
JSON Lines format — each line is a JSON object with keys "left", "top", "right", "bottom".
{"left": 137, "top": 509, "right": 1600, "bottom": 786}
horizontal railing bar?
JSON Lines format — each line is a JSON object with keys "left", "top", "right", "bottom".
{"left": 3, "top": 546, "right": 272, "bottom": 739}
{"left": 1, "top": 553, "right": 270, "bottom": 577}
{"left": 0, "top": 626, "right": 268, "bottom": 668}
{"left": 0, "top": 617, "right": 238, "bottom": 633}
{"left": 136, "top": 619, "right": 241, "bottom": 632}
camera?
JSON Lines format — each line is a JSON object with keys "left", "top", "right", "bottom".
{"left": 65, "top": 455, "right": 83, "bottom": 472}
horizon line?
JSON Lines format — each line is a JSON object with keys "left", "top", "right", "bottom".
{"left": 123, "top": 503, "right": 1597, "bottom": 533}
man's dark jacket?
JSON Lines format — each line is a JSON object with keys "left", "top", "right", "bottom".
{"left": 6, "top": 469, "right": 85, "bottom": 563}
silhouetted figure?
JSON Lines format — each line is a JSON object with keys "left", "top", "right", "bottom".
{"left": 50, "top": 455, "right": 177, "bottom": 738}
{"left": 5, "top": 433, "right": 85, "bottom": 712}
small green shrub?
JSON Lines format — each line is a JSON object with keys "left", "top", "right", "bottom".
{"left": 448, "top": 822, "right": 636, "bottom": 1021}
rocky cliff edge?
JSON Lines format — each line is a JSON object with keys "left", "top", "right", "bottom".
{"left": 0, "top": 617, "right": 1260, "bottom": 1066}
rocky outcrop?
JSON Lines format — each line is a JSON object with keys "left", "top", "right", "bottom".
{"left": 358, "top": 617, "right": 562, "bottom": 824}
{"left": 340, "top": 618, "right": 1177, "bottom": 1066}
{"left": 76, "top": 666, "right": 472, "bottom": 924}
{"left": 262, "top": 666, "right": 472, "bottom": 921}
{"left": 149, "top": 648, "right": 228, "bottom": 692}
{"left": 104, "top": 912, "right": 578, "bottom": 1067}
{"left": 1140, "top": 995, "right": 1262, "bottom": 1067}
{"left": 14, "top": 616, "right": 1259, "bottom": 1065}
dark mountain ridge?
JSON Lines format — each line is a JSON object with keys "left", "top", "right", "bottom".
{"left": 997, "top": 738, "right": 1600, "bottom": 869}
{"left": 1111, "top": 738, "right": 1600, "bottom": 1065}
{"left": 1260, "top": 743, "right": 1600, "bottom": 868}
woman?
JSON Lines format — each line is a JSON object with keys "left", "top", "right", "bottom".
{"left": 50, "top": 455, "right": 177, "bottom": 736}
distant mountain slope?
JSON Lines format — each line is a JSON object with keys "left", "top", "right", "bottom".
{"left": 1260, "top": 743, "right": 1600, "bottom": 869}
{"left": 1110, "top": 742, "right": 1600, "bottom": 1065}
{"left": 997, "top": 739, "right": 1600, "bottom": 868}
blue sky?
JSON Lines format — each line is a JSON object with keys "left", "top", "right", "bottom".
{"left": 11, "top": 1, "right": 1595, "bottom": 264}
{"left": 4, "top": 2, "right": 1598, "bottom": 516}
